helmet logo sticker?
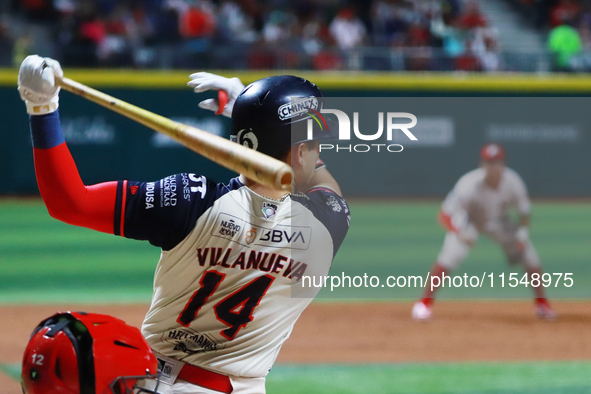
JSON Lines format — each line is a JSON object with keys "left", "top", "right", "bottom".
{"left": 278, "top": 96, "right": 319, "bottom": 120}
{"left": 236, "top": 129, "right": 258, "bottom": 150}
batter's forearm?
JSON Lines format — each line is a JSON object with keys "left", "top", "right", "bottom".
{"left": 31, "top": 111, "right": 117, "bottom": 233}
{"left": 519, "top": 215, "right": 530, "bottom": 227}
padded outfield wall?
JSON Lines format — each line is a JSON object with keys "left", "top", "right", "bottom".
{"left": 0, "top": 70, "right": 590, "bottom": 197}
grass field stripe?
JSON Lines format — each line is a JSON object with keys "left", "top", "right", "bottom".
{"left": 1, "top": 200, "right": 591, "bottom": 301}
{"left": 265, "top": 362, "right": 591, "bottom": 394}
{"left": 5, "top": 361, "right": 591, "bottom": 392}
{"left": 0, "top": 363, "right": 20, "bottom": 381}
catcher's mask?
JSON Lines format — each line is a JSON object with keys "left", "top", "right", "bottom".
{"left": 21, "top": 311, "right": 160, "bottom": 394}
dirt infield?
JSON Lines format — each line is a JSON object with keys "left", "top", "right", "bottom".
{"left": 3, "top": 301, "right": 591, "bottom": 394}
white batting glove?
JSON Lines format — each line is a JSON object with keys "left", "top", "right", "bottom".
{"left": 188, "top": 72, "right": 244, "bottom": 118}
{"left": 18, "top": 55, "right": 63, "bottom": 115}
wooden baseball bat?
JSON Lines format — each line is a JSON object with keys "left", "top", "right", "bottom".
{"left": 56, "top": 76, "right": 292, "bottom": 191}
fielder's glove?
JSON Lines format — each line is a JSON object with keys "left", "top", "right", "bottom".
{"left": 18, "top": 55, "right": 63, "bottom": 115}
{"left": 187, "top": 72, "right": 245, "bottom": 118}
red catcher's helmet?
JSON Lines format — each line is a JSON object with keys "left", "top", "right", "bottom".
{"left": 480, "top": 143, "right": 505, "bottom": 161}
{"left": 21, "top": 312, "right": 159, "bottom": 394}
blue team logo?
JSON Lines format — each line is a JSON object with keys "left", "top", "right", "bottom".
{"left": 262, "top": 202, "right": 278, "bottom": 219}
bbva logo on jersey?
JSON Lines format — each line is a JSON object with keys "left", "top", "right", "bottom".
{"left": 212, "top": 213, "right": 311, "bottom": 250}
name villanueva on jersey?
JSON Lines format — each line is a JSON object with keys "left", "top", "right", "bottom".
{"left": 287, "top": 96, "right": 419, "bottom": 153}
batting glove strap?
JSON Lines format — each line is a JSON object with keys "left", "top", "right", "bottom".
{"left": 188, "top": 72, "right": 244, "bottom": 118}
{"left": 24, "top": 96, "right": 59, "bottom": 115}
{"left": 30, "top": 111, "right": 65, "bottom": 149}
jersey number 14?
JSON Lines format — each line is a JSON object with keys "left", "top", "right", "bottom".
{"left": 177, "top": 271, "right": 275, "bottom": 340}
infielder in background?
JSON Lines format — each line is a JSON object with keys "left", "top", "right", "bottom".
{"left": 412, "top": 143, "right": 557, "bottom": 321}
{"left": 19, "top": 55, "right": 350, "bottom": 393}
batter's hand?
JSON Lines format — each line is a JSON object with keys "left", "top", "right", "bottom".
{"left": 188, "top": 72, "right": 244, "bottom": 118}
{"left": 18, "top": 55, "right": 63, "bottom": 115}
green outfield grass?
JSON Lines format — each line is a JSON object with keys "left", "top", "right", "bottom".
{"left": 1, "top": 199, "right": 590, "bottom": 303}
{"left": 3, "top": 361, "right": 591, "bottom": 393}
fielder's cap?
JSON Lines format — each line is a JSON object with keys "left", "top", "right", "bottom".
{"left": 231, "top": 75, "right": 338, "bottom": 159}
{"left": 480, "top": 143, "right": 505, "bottom": 161}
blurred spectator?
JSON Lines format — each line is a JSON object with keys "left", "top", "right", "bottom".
{"left": 371, "top": 0, "right": 409, "bottom": 46}
{"left": 263, "top": 10, "right": 296, "bottom": 43}
{"left": 12, "top": 34, "right": 33, "bottom": 66}
{"left": 178, "top": 1, "right": 216, "bottom": 68}
{"left": 11, "top": 0, "right": 58, "bottom": 22}
{"left": 407, "top": 21, "right": 430, "bottom": 47}
{"left": 313, "top": 49, "right": 345, "bottom": 70}
{"left": 471, "top": 27, "right": 500, "bottom": 72}
{"left": 457, "top": 0, "right": 487, "bottom": 29}
{"left": 0, "top": 21, "right": 14, "bottom": 66}
{"left": 572, "top": 14, "right": 591, "bottom": 70}
{"left": 300, "top": 17, "right": 324, "bottom": 55}
{"left": 329, "top": 7, "right": 367, "bottom": 50}
{"left": 217, "top": 1, "right": 258, "bottom": 43}
{"left": 97, "top": 5, "right": 133, "bottom": 66}
{"left": 441, "top": 0, "right": 462, "bottom": 24}
{"left": 151, "top": 6, "right": 181, "bottom": 44}
{"left": 550, "top": 0, "right": 582, "bottom": 27}
{"left": 456, "top": 46, "right": 481, "bottom": 71}
{"left": 149, "top": 5, "right": 182, "bottom": 68}
{"left": 180, "top": 1, "right": 215, "bottom": 39}
{"left": 547, "top": 21, "right": 582, "bottom": 71}
{"left": 124, "top": 6, "right": 156, "bottom": 67}
{"left": 1, "top": 0, "right": 514, "bottom": 71}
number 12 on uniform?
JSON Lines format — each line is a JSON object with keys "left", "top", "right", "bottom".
{"left": 177, "top": 271, "right": 275, "bottom": 340}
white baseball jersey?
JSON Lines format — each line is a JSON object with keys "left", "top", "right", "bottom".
{"left": 441, "top": 167, "right": 531, "bottom": 232}
{"left": 113, "top": 175, "right": 350, "bottom": 378}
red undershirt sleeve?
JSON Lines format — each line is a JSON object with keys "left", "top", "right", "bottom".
{"left": 30, "top": 111, "right": 117, "bottom": 234}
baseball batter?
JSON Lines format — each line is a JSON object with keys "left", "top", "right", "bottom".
{"left": 18, "top": 55, "right": 350, "bottom": 393}
{"left": 412, "top": 143, "right": 557, "bottom": 321}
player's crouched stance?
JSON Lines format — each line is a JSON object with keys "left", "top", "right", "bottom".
{"left": 412, "top": 144, "right": 557, "bottom": 321}
{"left": 21, "top": 312, "right": 160, "bottom": 394}
{"left": 19, "top": 55, "right": 350, "bottom": 393}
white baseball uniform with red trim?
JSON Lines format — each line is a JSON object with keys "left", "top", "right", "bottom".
{"left": 437, "top": 167, "right": 540, "bottom": 269}
{"left": 114, "top": 175, "right": 350, "bottom": 393}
